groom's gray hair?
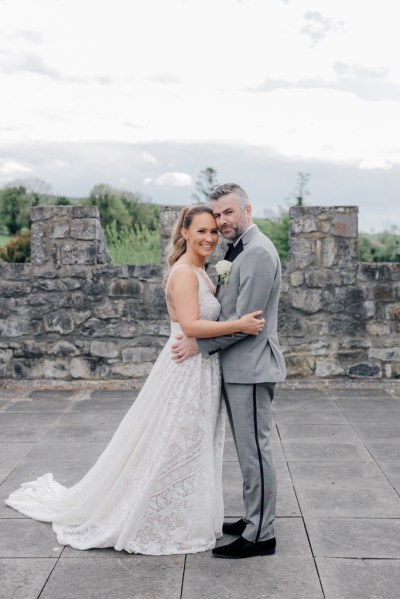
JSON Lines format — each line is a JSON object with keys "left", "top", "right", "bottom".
{"left": 209, "top": 183, "right": 249, "bottom": 211}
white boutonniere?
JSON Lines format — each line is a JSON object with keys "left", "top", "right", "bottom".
{"left": 215, "top": 260, "right": 232, "bottom": 285}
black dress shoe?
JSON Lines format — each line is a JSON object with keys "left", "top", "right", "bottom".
{"left": 212, "top": 536, "right": 276, "bottom": 559}
{"left": 222, "top": 518, "right": 247, "bottom": 536}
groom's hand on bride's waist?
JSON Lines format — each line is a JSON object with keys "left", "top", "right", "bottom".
{"left": 171, "top": 334, "right": 199, "bottom": 363}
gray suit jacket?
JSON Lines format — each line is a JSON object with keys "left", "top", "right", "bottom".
{"left": 197, "top": 225, "right": 286, "bottom": 384}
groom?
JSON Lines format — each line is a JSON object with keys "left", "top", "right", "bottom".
{"left": 172, "top": 183, "right": 286, "bottom": 558}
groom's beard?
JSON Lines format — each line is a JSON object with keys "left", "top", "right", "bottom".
{"left": 219, "top": 224, "right": 245, "bottom": 242}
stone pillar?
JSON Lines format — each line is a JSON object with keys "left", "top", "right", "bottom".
{"left": 281, "top": 206, "right": 360, "bottom": 377}
{"left": 287, "top": 206, "right": 358, "bottom": 273}
{"left": 30, "top": 205, "right": 111, "bottom": 269}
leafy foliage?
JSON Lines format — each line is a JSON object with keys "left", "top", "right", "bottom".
{"left": 0, "top": 186, "right": 33, "bottom": 234}
{"left": 0, "top": 230, "right": 31, "bottom": 263}
{"left": 358, "top": 227, "right": 400, "bottom": 262}
{"left": 105, "top": 222, "right": 160, "bottom": 265}
{"left": 86, "top": 184, "right": 159, "bottom": 233}
{"left": 254, "top": 212, "right": 290, "bottom": 262}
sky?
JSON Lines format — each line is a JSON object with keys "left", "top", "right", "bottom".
{"left": 1, "top": 0, "right": 400, "bottom": 231}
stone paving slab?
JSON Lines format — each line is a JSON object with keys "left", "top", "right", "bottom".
{"left": 4, "top": 397, "right": 73, "bottom": 413}
{"left": 306, "top": 517, "right": 400, "bottom": 558}
{"left": 0, "top": 519, "right": 63, "bottom": 558}
{"left": 40, "top": 423, "right": 117, "bottom": 443}
{"left": 22, "top": 440, "right": 108, "bottom": 464}
{"left": 289, "top": 462, "right": 400, "bottom": 518}
{"left": 316, "top": 558, "right": 400, "bottom": 599}
{"left": 39, "top": 556, "right": 185, "bottom": 599}
{"left": 182, "top": 553, "right": 324, "bottom": 599}
{"left": 274, "top": 405, "right": 348, "bottom": 425}
{"left": 278, "top": 424, "right": 373, "bottom": 462}
{"left": 0, "top": 443, "right": 35, "bottom": 484}
{"left": 0, "top": 558, "right": 57, "bottom": 599}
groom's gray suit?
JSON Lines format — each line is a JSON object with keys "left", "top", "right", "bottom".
{"left": 197, "top": 224, "right": 286, "bottom": 542}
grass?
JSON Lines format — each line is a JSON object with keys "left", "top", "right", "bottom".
{"left": 0, "top": 234, "right": 11, "bottom": 248}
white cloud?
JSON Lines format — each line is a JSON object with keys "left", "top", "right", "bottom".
{"left": 0, "top": 161, "right": 33, "bottom": 174}
{"left": 154, "top": 172, "right": 192, "bottom": 187}
{"left": 359, "top": 158, "right": 393, "bottom": 170}
{"left": 141, "top": 152, "right": 158, "bottom": 164}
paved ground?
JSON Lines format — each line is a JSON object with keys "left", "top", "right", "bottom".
{"left": 1, "top": 380, "right": 400, "bottom": 599}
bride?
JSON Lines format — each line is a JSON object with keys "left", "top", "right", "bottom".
{"left": 5, "top": 205, "right": 264, "bottom": 555}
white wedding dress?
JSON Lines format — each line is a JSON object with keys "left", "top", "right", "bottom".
{"left": 5, "top": 270, "right": 225, "bottom": 555}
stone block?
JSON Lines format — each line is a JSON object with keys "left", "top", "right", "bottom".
{"left": 363, "top": 300, "right": 375, "bottom": 319}
{"left": 348, "top": 362, "right": 382, "bottom": 378}
{"left": 109, "top": 279, "right": 143, "bottom": 296}
{"left": 70, "top": 358, "right": 95, "bottom": 379}
{"left": 93, "top": 301, "right": 125, "bottom": 319}
{"left": 287, "top": 237, "right": 318, "bottom": 269}
{"left": 366, "top": 320, "right": 391, "bottom": 336}
{"left": 290, "top": 289, "right": 324, "bottom": 313}
{"left": 321, "top": 236, "right": 336, "bottom": 267}
{"left": 304, "top": 269, "right": 342, "bottom": 288}
{"left": 385, "top": 303, "right": 400, "bottom": 320}
{"left": 121, "top": 347, "right": 160, "bottom": 363}
{"left": 328, "top": 314, "right": 363, "bottom": 335}
{"left": 369, "top": 348, "right": 400, "bottom": 361}
{"left": 70, "top": 205, "right": 99, "bottom": 218}
{"left": 289, "top": 270, "right": 304, "bottom": 286}
{"left": 90, "top": 340, "right": 120, "bottom": 359}
{"left": 358, "top": 262, "right": 394, "bottom": 281}
{"left": 61, "top": 242, "right": 97, "bottom": 265}
{"left": 1, "top": 318, "right": 41, "bottom": 337}
{"left": 48, "top": 223, "right": 69, "bottom": 238}
{"left": 0, "top": 262, "right": 32, "bottom": 280}
{"left": 70, "top": 218, "right": 98, "bottom": 240}
{"left": 372, "top": 284, "right": 395, "bottom": 301}
{"left": 44, "top": 311, "right": 75, "bottom": 334}
{"left": 315, "top": 358, "right": 345, "bottom": 377}
{"left": 285, "top": 354, "right": 315, "bottom": 377}
{"left": 331, "top": 212, "right": 358, "bottom": 237}
{"left": 290, "top": 215, "right": 319, "bottom": 234}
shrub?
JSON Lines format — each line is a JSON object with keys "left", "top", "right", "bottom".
{"left": 0, "top": 230, "right": 31, "bottom": 263}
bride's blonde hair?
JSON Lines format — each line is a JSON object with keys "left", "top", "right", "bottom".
{"left": 166, "top": 204, "right": 215, "bottom": 269}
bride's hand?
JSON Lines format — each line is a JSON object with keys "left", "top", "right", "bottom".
{"left": 238, "top": 310, "right": 265, "bottom": 335}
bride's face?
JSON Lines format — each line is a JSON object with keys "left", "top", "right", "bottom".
{"left": 182, "top": 213, "right": 219, "bottom": 258}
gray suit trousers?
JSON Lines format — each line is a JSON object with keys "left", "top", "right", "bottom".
{"left": 222, "top": 381, "right": 276, "bottom": 542}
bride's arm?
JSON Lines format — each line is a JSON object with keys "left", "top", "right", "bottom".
{"left": 169, "top": 267, "right": 264, "bottom": 338}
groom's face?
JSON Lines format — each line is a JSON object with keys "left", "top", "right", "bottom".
{"left": 211, "top": 193, "right": 252, "bottom": 242}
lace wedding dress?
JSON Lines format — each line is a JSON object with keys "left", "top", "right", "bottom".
{"left": 5, "top": 270, "right": 225, "bottom": 555}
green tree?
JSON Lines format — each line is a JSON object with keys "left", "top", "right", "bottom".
{"left": 86, "top": 184, "right": 133, "bottom": 231}
{"left": 0, "top": 186, "right": 32, "bottom": 234}
{"left": 255, "top": 210, "right": 290, "bottom": 262}
{"left": 192, "top": 167, "right": 219, "bottom": 203}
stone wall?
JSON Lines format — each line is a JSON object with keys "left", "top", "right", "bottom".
{"left": 0, "top": 204, "right": 399, "bottom": 381}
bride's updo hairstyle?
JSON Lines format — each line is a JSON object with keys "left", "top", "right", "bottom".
{"left": 167, "top": 204, "right": 215, "bottom": 269}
